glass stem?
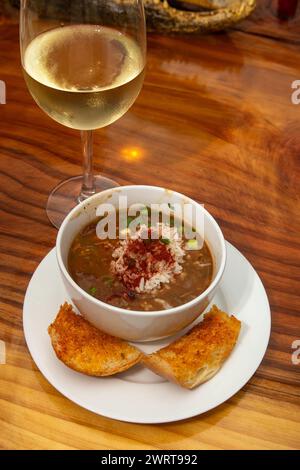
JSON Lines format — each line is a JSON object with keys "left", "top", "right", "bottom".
{"left": 79, "top": 130, "right": 95, "bottom": 202}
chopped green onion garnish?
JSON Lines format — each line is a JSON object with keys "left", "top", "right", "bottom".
{"left": 140, "top": 207, "right": 149, "bottom": 216}
{"left": 127, "top": 216, "right": 135, "bottom": 227}
{"left": 89, "top": 287, "right": 97, "bottom": 296}
{"left": 160, "top": 238, "right": 170, "bottom": 245}
{"left": 185, "top": 239, "right": 199, "bottom": 250}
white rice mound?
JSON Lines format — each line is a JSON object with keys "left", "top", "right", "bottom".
{"left": 111, "top": 223, "right": 185, "bottom": 293}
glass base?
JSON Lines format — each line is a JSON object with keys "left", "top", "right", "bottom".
{"left": 46, "top": 175, "right": 120, "bottom": 229}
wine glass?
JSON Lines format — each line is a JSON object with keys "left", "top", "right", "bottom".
{"left": 20, "top": 0, "right": 146, "bottom": 228}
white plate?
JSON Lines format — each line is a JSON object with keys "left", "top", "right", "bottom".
{"left": 23, "top": 242, "right": 271, "bottom": 424}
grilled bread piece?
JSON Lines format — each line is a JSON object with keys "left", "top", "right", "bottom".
{"left": 48, "top": 303, "right": 142, "bottom": 376}
{"left": 143, "top": 305, "right": 241, "bottom": 389}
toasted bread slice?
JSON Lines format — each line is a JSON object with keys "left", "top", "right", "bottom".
{"left": 48, "top": 303, "right": 142, "bottom": 376}
{"left": 143, "top": 305, "right": 241, "bottom": 389}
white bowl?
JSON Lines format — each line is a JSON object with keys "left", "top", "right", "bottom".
{"left": 56, "top": 185, "right": 226, "bottom": 342}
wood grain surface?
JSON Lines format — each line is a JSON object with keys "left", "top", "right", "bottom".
{"left": 0, "top": 1, "right": 300, "bottom": 450}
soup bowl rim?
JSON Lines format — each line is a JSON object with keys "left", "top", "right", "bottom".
{"left": 56, "top": 184, "right": 226, "bottom": 317}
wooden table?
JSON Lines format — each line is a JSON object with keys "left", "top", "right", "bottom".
{"left": 0, "top": 1, "right": 299, "bottom": 450}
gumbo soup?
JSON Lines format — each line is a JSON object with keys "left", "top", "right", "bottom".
{"left": 68, "top": 211, "right": 213, "bottom": 311}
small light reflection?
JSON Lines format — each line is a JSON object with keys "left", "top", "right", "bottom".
{"left": 121, "top": 146, "right": 144, "bottom": 162}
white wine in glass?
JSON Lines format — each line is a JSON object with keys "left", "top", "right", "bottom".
{"left": 20, "top": 0, "right": 146, "bottom": 228}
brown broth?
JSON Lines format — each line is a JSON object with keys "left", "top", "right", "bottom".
{"left": 68, "top": 216, "right": 213, "bottom": 311}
